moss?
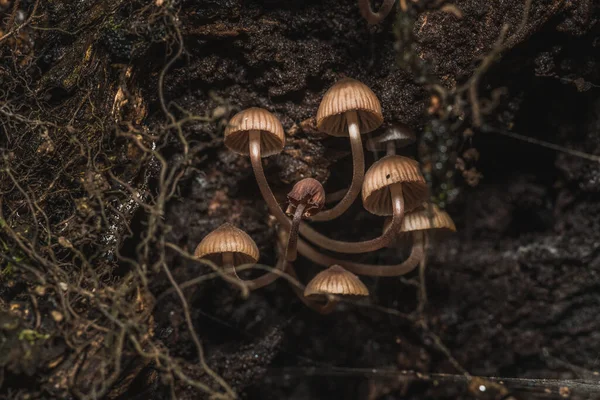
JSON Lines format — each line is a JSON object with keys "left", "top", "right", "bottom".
{"left": 18, "top": 329, "right": 50, "bottom": 344}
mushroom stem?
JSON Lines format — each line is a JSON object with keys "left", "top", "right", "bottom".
{"left": 249, "top": 127, "right": 403, "bottom": 255}
{"left": 243, "top": 257, "right": 286, "bottom": 290}
{"left": 249, "top": 130, "right": 289, "bottom": 225}
{"left": 358, "top": 0, "right": 396, "bottom": 25}
{"left": 299, "top": 183, "right": 405, "bottom": 254}
{"left": 294, "top": 231, "right": 425, "bottom": 277}
{"left": 311, "top": 110, "right": 364, "bottom": 222}
{"left": 286, "top": 203, "right": 306, "bottom": 262}
{"left": 285, "top": 262, "right": 337, "bottom": 314}
{"left": 386, "top": 140, "right": 396, "bottom": 156}
{"left": 417, "top": 233, "right": 429, "bottom": 315}
{"left": 221, "top": 251, "right": 240, "bottom": 279}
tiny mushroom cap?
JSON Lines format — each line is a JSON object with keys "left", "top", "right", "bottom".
{"left": 316, "top": 78, "right": 383, "bottom": 137}
{"left": 366, "top": 122, "right": 416, "bottom": 151}
{"left": 194, "top": 223, "right": 259, "bottom": 265}
{"left": 286, "top": 178, "right": 326, "bottom": 218}
{"left": 224, "top": 107, "right": 285, "bottom": 157}
{"left": 400, "top": 203, "right": 456, "bottom": 233}
{"left": 304, "top": 265, "right": 370, "bottom": 297}
{"left": 362, "top": 155, "right": 429, "bottom": 216}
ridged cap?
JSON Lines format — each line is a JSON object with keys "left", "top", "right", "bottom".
{"left": 224, "top": 107, "right": 285, "bottom": 157}
{"left": 194, "top": 223, "right": 259, "bottom": 265}
{"left": 401, "top": 204, "right": 456, "bottom": 233}
{"left": 316, "top": 78, "right": 383, "bottom": 137}
{"left": 362, "top": 155, "right": 428, "bottom": 216}
{"left": 366, "top": 122, "right": 416, "bottom": 151}
{"left": 304, "top": 265, "right": 369, "bottom": 297}
{"left": 286, "top": 178, "right": 326, "bottom": 218}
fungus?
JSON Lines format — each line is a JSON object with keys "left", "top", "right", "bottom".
{"left": 224, "top": 107, "right": 289, "bottom": 224}
{"left": 296, "top": 154, "right": 428, "bottom": 254}
{"left": 194, "top": 223, "right": 258, "bottom": 279}
{"left": 195, "top": 223, "right": 285, "bottom": 289}
{"left": 290, "top": 204, "right": 456, "bottom": 277}
{"left": 312, "top": 77, "right": 383, "bottom": 221}
{"left": 304, "top": 265, "right": 369, "bottom": 297}
{"left": 366, "top": 122, "right": 416, "bottom": 156}
{"left": 358, "top": 0, "right": 396, "bottom": 25}
{"left": 285, "top": 178, "right": 325, "bottom": 261}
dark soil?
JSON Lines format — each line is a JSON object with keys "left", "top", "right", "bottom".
{"left": 1, "top": 0, "right": 599, "bottom": 399}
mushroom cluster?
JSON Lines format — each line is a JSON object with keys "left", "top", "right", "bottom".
{"left": 195, "top": 78, "right": 456, "bottom": 313}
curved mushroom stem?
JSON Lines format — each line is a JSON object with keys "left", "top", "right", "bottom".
{"left": 249, "top": 129, "right": 402, "bottom": 255}
{"left": 325, "top": 187, "right": 348, "bottom": 204}
{"left": 249, "top": 130, "right": 290, "bottom": 225}
{"left": 294, "top": 230, "right": 425, "bottom": 277}
{"left": 299, "top": 183, "right": 405, "bottom": 254}
{"left": 358, "top": 0, "right": 396, "bottom": 25}
{"left": 311, "top": 110, "right": 364, "bottom": 222}
{"left": 221, "top": 252, "right": 240, "bottom": 279}
{"left": 285, "top": 262, "right": 338, "bottom": 314}
{"left": 386, "top": 140, "right": 396, "bottom": 156}
{"left": 242, "top": 257, "right": 286, "bottom": 290}
{"left": 286, "top": 203, "right": 306, "bottom": 262}
{"left": 417, "top": 233, "right": 429, "bottom": 315}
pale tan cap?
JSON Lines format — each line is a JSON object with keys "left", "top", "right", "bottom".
{"left": 366, "top": 122, "right": 416, "bottom": 151}
{"left": 224, "top": 107, "right": 285, "bottom": 157}
{"left": 400, "top": 204, "right": 456, "bottom": 233}
{"left": 316, "top": 78, "right": 383, "bottom": 137}
{"left": 304, "top": 265, "right": 369, "bottom": 297}
{"left": 362, "top": 155, "right": 428, "bottom": 216}
{"left": 194, "top": 223, "right": 259, "bottom": 265}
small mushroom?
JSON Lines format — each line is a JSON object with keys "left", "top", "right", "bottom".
{"left": 304, "top": 265, "right": 369, "bottom": 297}
{"left": 296, "top": 155, "right": 428, "bottom": 254}
{"left": 224, "top": 108, "right": 289, "bottom": 224}
{"left": 313, "top": 78, "right": 383, "bottom": 222}
{"left": 194, "top": 223, "right": 259, "bottom": 279}
{"left": 366, "top": 122, "right": 416, "bottom": 156}
{"left": 195, "top": 223, "right": 285, "bottom": 289}
{"left": 291, "top": 204, "right": 456, "bottom": 277}
{"left": 358, "top": 0, "right": 396, "bottom": 25}
{"left": 285, "top": 178, "right": 325, "bottom": 261}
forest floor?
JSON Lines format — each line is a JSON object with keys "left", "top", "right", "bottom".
{"left": 1, "top": 0, "right": 599, "bottom": 399}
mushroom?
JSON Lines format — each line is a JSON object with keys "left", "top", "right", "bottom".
{"left": 194, "top": 223, "right": 258, "bottom": 279}
{"left": 358, "top": 0, "right": 396, "bottom": 25}
{"left": 304, "top": 265, "right": 369, "bottom": 297}
{"left": 366, "top": 122, "right": 416, "bottom": 156}
{"left": 224, "top": 108, "right": 289, "bottom": 224}
{"left": 284, "top": 178, "right": 325, "bottom": 262}
{"left": 312, "top": 77, "right": 383, "bottom": 222}
{"left": 195, "top": 223, "right": 285, "bottom": 289}
{"left": 291, "top": 204, "right": 456, "bottom": 277}
{"left": 296, "top": 154, "right": 428, "bottom": 254}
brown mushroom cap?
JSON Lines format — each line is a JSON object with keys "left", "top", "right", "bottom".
{"left": 286, "top": 178, "right": 326, "bottom": 218}
{"left": 194, "top": 223, "right": 259, "bottom": 265}
{"left": 316, "top": 78, "right": 383, "bottom": 137}
{"left": 224, "top": 107, "right": 285, "bottom": 157}
{"left": 304, "top": 265, "right": 369, "bottom": 297}
{"left": 362, "top": 155, "right": 428, "bottom": 216}
{"left": 400, "top": 204, "right": 456, "bottom": 233}
{"left": 366, "top": 122, "right": 416, "bottom": 151}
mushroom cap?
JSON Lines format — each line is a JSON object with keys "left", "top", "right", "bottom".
{"left": 194, "top": 223, "right": 259, "bottom": 266}
{"left": 366, "top": 122, "right": 416, "bottom": 151}
{"left": 286, "top": 178, "right": 326, "bottom": 218}
{"left": 362, "top": 155, "right": 428, "bottom": 216}
{"left": 304, "top": 265, "right": 369, "bottom": 297}
{"left": 224, "top": 107, "right": 285, "bottom": 157}
{"left": 316, "top": 78, "right": 383, "bottom": 137}
{"left": 401, "top": 204, "right": 456, "bottom": 233}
